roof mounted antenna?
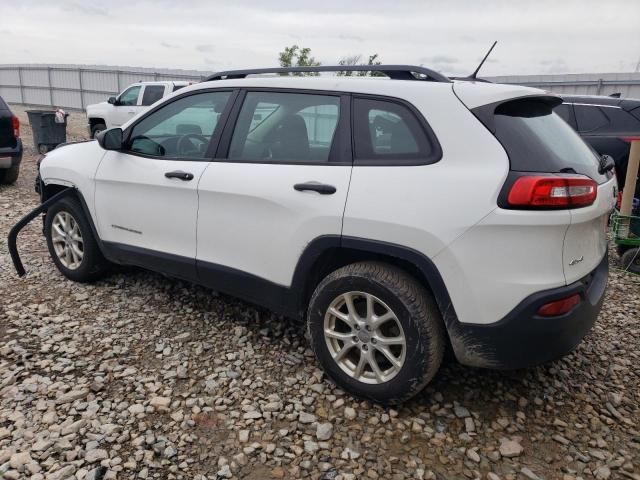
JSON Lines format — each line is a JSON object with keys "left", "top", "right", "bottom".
{"left": 469, "top": 41, "right": 497, "bottom": 80}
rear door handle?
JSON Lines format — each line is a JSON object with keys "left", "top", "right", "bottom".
{"left": 165, "top": 170, "right": 194, "bottom": 181}
{"left": 294, "top": 182, "right": 336, "bottom": 195}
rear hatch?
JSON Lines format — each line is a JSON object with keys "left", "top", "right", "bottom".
{"left": 458, "top": 85, "right": 615, "bottom": 283}
{"left": 0, "top": 98, "right": 17, "bottom": 149}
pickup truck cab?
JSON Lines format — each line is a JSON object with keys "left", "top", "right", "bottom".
{"left": 86, "top": 81, "right": 189, "bottom": 138}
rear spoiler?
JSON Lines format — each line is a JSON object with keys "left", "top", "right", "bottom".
{"left": 470, "top": 95, "right": 562, "bottom": 134}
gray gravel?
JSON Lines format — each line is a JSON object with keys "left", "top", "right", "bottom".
{"left": 1, "top": 151, "right": 639, "bottom": 480}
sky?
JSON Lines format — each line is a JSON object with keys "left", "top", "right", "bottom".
{"left": 1, "top": 0, "right": 639, "bottom": 76}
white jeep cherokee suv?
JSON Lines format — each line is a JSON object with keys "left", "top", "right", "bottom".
{"left": 30, "top": 65, "right": 615, "bottom": 404}
{"left": 86, "top": 81, "right": 189, "bottom": 138}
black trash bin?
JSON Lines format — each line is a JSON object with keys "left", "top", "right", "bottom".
{"left": 26, "top": 110, "right": 69, "bottom": 154}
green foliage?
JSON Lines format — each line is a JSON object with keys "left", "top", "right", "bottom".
{"left": 337, "top": 53, "right": 383, "bottom": 76}
{"left": 278, "top": 45, "right": 321, "bottom": 76}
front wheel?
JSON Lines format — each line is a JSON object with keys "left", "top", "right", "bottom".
{"left": 45, "top": 197, "right": 110, "bottom": 282}
{"left": 91, "top": 123, "right": 106, "bottom": 139}
{"left": 307, "top": 262, "right": 445, "bottom": 405}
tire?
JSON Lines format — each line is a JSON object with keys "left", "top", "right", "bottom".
{"left": 45, "top": 197, "right": 110, "bottom": 282}
{"left": 0, "top": 164, "right": 19, "bottom": 185}
{"left": 621, "top": 248, "right": 640, "bottom": 274}
{"left": 307, "top": 261, "right": 445, "bottom": 405}
{"left": 91, "top": 123, "right": 106, "bottom": 139}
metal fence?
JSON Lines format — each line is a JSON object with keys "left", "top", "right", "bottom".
{"left": 487, "top": 72, "right": 640, "bottom": 98}
{"left": 0, "top": 64, "right": 208, "bottom": 111}
{"left": 1, "top": 64, "right": 640, "bottom": 111}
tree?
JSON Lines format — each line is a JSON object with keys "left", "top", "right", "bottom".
{"left": 337, "top": 53, "right": 383, "bottom": 76}
{"left": 278, "top": 45, "right": 321, "bottom": 76}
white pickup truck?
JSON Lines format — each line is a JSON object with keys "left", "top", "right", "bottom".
{"left": 86, "top": 81, "right": 190, "bottom": 138}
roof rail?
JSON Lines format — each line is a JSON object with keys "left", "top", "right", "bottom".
{"left": 205, "top": 65, "right": 451, "bottom": 83}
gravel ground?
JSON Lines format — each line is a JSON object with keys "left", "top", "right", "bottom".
{"left": 0, "top": 126, "right": 639, "bottom": 479}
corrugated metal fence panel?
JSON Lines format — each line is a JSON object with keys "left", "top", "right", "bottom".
{"left": 52, "top": 90, "right": 82, "bottom": 109}
{"left": 118, "top": 73, "right": 157, "bottom": 87}
{"left": 51, "top": 69, "right": 80, "bottom": 89}
{"left": 21, "top": 68, "right": 49, "bottom": 87}
{"left": 23, "top": 87, "right": 50, "bottom": 105}
{"left": 0, "top": 69, "right": 19, "bottom": 85}
{"left": 0, "top": 86, "right": 21, "bottom": 103}
{"left": 487, "top": 72, "right": 640, "bottom": 99}
{"left": 81, "top": 70, "right": 119, "bottom": 93}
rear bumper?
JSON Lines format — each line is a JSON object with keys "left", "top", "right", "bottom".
{"left": 0, "top": 139, "right": 23, "bottom": 168}
{"left": 449, "top": 253, "right": 608, "bottom": 369}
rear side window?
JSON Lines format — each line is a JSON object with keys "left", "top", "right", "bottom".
{"left": 596, "top": 106, "right": 640, "bottom": 133}
{"left": 141, "top": 85, "right": 166, "bottom": 106}
{"left": 228, "top": 91, "right": 341, "bottom": 163}
{"left": 492, "top": 99, "right": 607, "bottom": 183}
{"left": 353, "top": 98, "right": 437, "bottom": 163}
{"left": 574, "top": 105, "right": 609, "bottom": 132}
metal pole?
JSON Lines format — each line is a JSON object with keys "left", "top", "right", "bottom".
{"left": 620, "top": 139, "right": 640, "bottom": 216}
{"left": 116, "top": 70, "right": 122, "bottom": 93}
{"left": 17, "top": 67, "right": 24, "bottom": 104}
{"left": 596, "top": 78, "right": 603, "bottom": 95}
{"left": 47, "top": 67, "right": 53, "bottom": 107}
{"left": 78, "top": 69, "right": 84, "bottom": 110}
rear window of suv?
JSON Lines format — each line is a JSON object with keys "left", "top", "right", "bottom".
{"left": 491, "top": 98, "right": 607, "bottom": 183}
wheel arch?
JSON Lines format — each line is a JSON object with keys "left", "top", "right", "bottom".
{"left": 292, "top": 236, "right": 460, "bottom": 330}
{"left": 41, "top": 183, "right": 106, "bottom": 258}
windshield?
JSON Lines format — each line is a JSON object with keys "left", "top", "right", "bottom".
{"left": 493, "top": 99, "right": 608, "bottom": 184}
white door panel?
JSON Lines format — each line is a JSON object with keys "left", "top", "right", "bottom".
{"left": 197, "top": 163, "right": 351, "bottom": 285}
{"left": 95, "top": 151, "right": 208, "bottom": 258}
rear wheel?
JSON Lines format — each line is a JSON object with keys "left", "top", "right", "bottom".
{"left": 621, "top": 248, "right": 640, "bottom": 274}
{"left": 307, "top": 262, "right": 445, "bottom": 405}
{"left": 0, "top": 164, "right": 19, "bottom": 185}
{"left": 45, "top": 197, "right": 110, "bottom": 282}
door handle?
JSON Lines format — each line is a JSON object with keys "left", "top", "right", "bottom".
{"left": 293, "top": 182, "right": 336, "bottom": 195}
{"left": 165, "top": 170, "right": 194, "bottom": 181}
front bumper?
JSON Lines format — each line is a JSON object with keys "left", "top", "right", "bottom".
{"left": 449, "top": 253, "right": 608, "bottom": 369}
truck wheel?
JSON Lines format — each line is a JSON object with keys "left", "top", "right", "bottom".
{"left": 621, "top": 248, "right": 640, "bottom": 274}
{"left": 307, "top": 261, "right": 445, "bottom": 405}
{"left": 45, "top": 197, "right": 110, "bottom": 282}
{"left": 0, "top": 164, "right": 19, "bottom": 185}
{"left": 91, "top": 124, "right": 106, "bottom": 138}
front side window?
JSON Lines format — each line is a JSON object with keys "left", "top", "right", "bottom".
{"left": 228, "top": 91, "right": 341, "bottom": 163}
{"left": 353, "top": 98, "right": 435, "bottom": 162}
{"left": 118, "top": 85, "right": 141, "bottom": 106}
{"left": 127, "top": 91, "right": 231, "bottom": 159}
{"left": 141, "top": 85, "right": 166, "bottom": 106}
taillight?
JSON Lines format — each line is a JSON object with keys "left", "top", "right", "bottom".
{"left": 11, "top": 115, "right": 20, "bottom": 138}
{"left": 507, "top": 174, "right": 597, "bottom": 209}
{"left": 537, "top": 293, "right": 581, "bottom": 317}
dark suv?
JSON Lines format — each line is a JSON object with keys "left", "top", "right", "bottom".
{"left": 554, "top": 95, "right": 640, "bottom": 192}
{"left": 0, "top": 96, "right": 23, "bottom": 185}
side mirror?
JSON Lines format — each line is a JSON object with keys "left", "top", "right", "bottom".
{"left": 108, "top": 96, "right": 117, "bottom": 105}
{"left": 96, "top": 128, "right": 123, "bottom": 151}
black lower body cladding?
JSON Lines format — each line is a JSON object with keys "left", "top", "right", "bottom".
{"left": 449, "top": 254, "right": 608, "bottom": 369}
